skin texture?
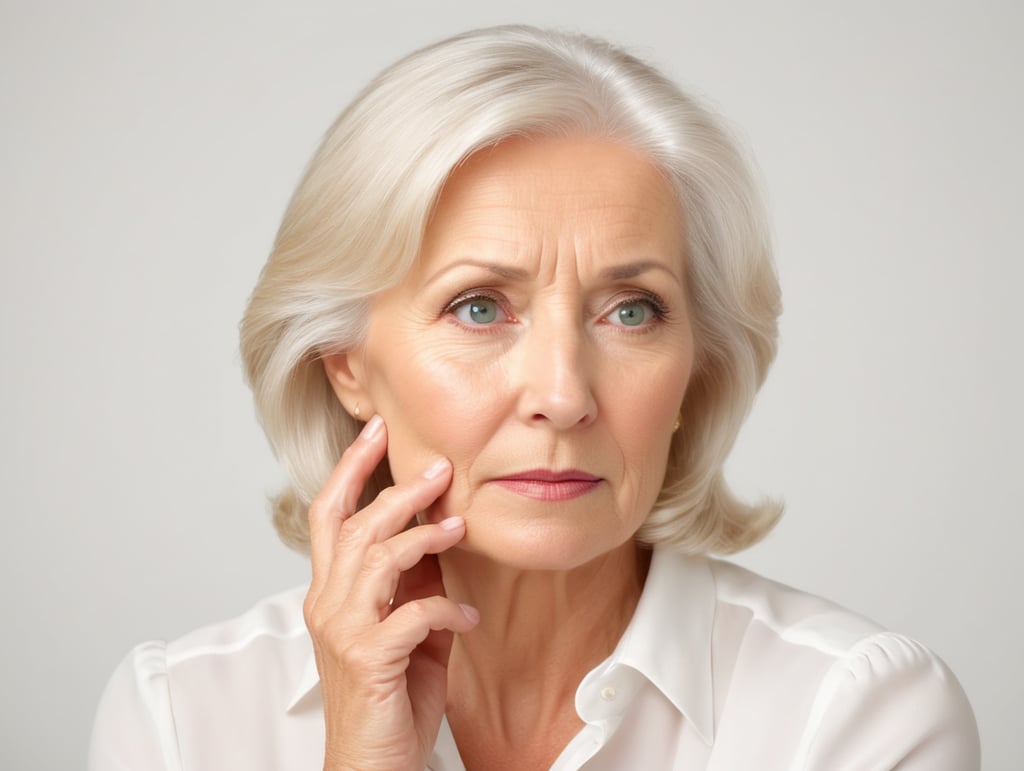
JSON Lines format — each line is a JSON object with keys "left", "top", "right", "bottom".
{"left": 313, "top": 137, "right": 695, "bottom": 770}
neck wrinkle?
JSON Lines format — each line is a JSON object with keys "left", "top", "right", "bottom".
{"left": 440, "top": 542, "right": 651, "bottom": 724}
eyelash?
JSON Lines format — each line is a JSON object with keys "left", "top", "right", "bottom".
{"left": 442, "top": 289, "right": 671, "bottom": 331}
{"left": 442, "top": 291, "right": 513, "bottom": 330}
{"left": 611, "top": 290, "right": 671, "bottom": 326}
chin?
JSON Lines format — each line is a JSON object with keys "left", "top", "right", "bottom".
{"left": 454, "top": 516, "right": 636, "bottom": 572}
{"left": 425, "top": 483, "right": 644, "bottom": 571}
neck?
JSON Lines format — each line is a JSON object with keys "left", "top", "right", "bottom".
{"left": 439, "top": 541, "right": 651, "bottom": 734}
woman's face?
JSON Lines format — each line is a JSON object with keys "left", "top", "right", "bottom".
{"left": 331, "top": 136, "right": 695, "bottom": 570}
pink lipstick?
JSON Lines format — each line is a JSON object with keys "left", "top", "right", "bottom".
{"left": 491, "top": 469, "right": 602, "bottom": 502}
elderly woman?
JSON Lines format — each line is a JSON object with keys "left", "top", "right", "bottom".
{"left": 90, "top": 25, "right": 979, "bottom": 770}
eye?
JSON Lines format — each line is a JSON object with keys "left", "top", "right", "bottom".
{"left": 449, "top": 295, "right": 508, "bottom": 326}
{"left": 605, "top": 297, "right": 665, "bottom": 328}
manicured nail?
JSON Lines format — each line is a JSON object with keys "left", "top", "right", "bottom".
{"left": 361, "top": 414, "right": 383, "bottom": 441}
{"left": 439, "top": 516, "right": 465, "bottom": 531}
{"left": 423, "top": 457, "right": 450, "bottom": 479}
{"left": 459, "top": 603, "right": 480, "bottom": 625}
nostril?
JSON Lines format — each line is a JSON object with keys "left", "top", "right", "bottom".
{"left": 527, "top": 389, "right": 597, "bottom": 430}
{"left": 516, "top": 330, "right": 597, "bottom": 429}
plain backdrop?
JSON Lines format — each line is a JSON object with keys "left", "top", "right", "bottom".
{"left": 2, "top": 1, "right": 1021, "bottom": 768}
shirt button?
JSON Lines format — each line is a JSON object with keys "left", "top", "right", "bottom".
{"left": 600, "top": 686, "right": 617, "bottom": 701}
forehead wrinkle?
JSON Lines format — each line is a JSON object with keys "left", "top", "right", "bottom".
{"left": 457, "top": 167, "right": 659, "bottom": 227}
{"left": 421, "top": 137, "right": 687, "bottom": 288}
{"left": 576, "top": 219, "right": 687, "bottom": 285}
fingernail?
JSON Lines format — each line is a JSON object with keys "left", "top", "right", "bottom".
{"left": 361, "top": 415, "right": 383, "bottom": 441}
{"left": 422, "top": 457, "right": 450, "bottom": 479}
{"left": 459, "top": 603, "right": 480, "bottom": 625}
{"left": 439, "top": 516, "right": 464, "bottom": 531}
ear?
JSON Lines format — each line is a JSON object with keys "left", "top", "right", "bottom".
{"left": 322, "top": 351, "right": 373, "bottom": 419}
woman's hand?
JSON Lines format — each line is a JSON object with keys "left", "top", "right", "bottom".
{"left": 303, "top": 415, "right": 479, "bottom": 771}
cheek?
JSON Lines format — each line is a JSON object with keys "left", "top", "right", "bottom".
{"left": 606, "top": 343, "right": 690, "bottom": 421}
{"left": 604, "top": 353, "right": 691, "bottom": 498}
{"left": 366, "top": 340, "right": 508, "bottom": 483}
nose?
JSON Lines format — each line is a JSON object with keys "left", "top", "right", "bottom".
{"left": 514, "top": 315, "right": 598, "bottom": 430}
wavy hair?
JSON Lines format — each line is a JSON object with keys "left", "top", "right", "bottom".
{"left": 240, "top": 25, "right": 783, "bottom": 555}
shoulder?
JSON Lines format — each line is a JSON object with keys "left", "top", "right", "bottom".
{"left": 162, "top": 583, "right": 309, "bottom": 678}
{"left": 708, "top": 558, "right": 885, "bottom": 652}
{"left": 704, "top": 558, "right": 980, "bottom": 769}
{"left": 89, "top": 585, "right": 312, "bottom": 771}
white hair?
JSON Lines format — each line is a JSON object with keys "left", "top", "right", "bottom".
{"left": 240, "top": 24, "right": 782, "bottom": 554}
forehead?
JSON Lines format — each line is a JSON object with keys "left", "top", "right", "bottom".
{"left": 419, "top": 136, "right": 685, "bottom": 264}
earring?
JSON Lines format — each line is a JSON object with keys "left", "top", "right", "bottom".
{"left": 353, "top": 404, "right": 361, "bottom": 419}
{"left": 672, "top": 413, "right": 682, "bottom": 432}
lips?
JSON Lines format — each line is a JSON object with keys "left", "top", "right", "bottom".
{"left": 491, "top": 469, "right": 602, "bottom": 501}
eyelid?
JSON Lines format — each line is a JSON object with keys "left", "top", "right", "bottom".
{"left": 609, "top": 290, "right": 670, "bottom": 315}
{"left": 602, "top": 290, "right": 671, "bottom": 328}
{"left": 440, "top": 288, "right": 670, "bottom": 328}
{"left": 442, "top": 290, "right": 516, "bottom": 326}
{"left": 443, "top": 289, "right": 505, "bottom": 315}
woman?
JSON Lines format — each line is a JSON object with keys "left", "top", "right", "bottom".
{"left": 89, "top": 25, "right": 979, "bottom": 770}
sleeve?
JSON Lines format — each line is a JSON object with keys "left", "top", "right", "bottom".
{"left": 88, "top": 641, "right": 184, "bottom": 771}
{"left": 796, "top": 632, "right": 980, "bottom": 771}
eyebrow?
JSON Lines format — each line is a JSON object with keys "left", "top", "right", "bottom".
{"left": 423, "top": 258, "right": 680, "bottom": 287}
{"left": 599, "top": 260, "right": 680, "bottom": 281}
{"left": 423, "top": 259, "right": 531, "bottom": 287}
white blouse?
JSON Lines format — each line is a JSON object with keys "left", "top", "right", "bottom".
{"left": 89, "top": 549, "right": 980, "bottom": 770}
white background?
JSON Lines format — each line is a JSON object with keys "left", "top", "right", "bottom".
{"left": 2, "top": 1, "right": 1021, "bottom": 768}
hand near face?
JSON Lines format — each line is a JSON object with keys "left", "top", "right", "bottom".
{"left": 302, "top": 415, "right": 479, "bottom": 771}
{"left": 324, "top": 137, "right": 694, "bottom": 573}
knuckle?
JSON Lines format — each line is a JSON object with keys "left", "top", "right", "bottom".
{"left": 401, "top": 598, "right": 430, "bottom": 622}
{"left": 305, "top": 602, "right": 360, "bottom": 654}
{"left": 307, "top": 494, "right": 334, "bottom": 525}
{"left": 374, "top": 484, "right": 404, "bottom": 508}
{"left": 336, "top": 516, "right": 367, "bottom": 548}
{"left": 336, "top": 639, "right": 371, "bottom": 670}
{"left": 362, "top": 542, "right": 395, "bottom": 573}
{"left": 302, "top": 592, "right": 315, "bottom": 619}
{"left": 303, "top": 600, "right": 329, "bottom": 636}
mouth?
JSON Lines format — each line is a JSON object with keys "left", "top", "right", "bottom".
{"left": 490, "top": 469, "right": 602, "bottom": 502}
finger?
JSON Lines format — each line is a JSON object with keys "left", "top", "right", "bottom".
{"left": 340, "top": 457, "right": 452, "bottom": 548}
{"left": 395, "top": 556, "right": 459, "bottom": 670}
{"left": 311, "top": 456, "right": 454, "bottom": 625}
{"left": 322, "top": 457, "right": 453, "bottom": 601}
{"left": 346, "top": 518, "right": 466, "bottom": 616}
{"left": 393, "top": 553, "right": 445, "bottom": 608}
{"left": 373, "top": 596, "right": 479, "bottom": 660}
{"left": 308, "top": 415, "right": 387, "bottom": 595}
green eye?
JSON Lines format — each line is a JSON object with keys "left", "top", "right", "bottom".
{"left": 452, "top": 297, "right": 506, "bottom": 325}
{"left": 611, "top": 301, "right": 650, "bottom": 327}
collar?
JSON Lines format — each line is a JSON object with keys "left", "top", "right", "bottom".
{"left": 606, "top": 547, "right": 715, "bottom": 744}
{"left": 285, "top": 547, "right": 717, "bottom": 744}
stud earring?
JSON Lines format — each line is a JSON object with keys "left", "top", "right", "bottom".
{"left": 353, "top": 404, "right": 361, "bottom": 419}
{"left": 672, "top": 413, "right": 682, "bottom": 432}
